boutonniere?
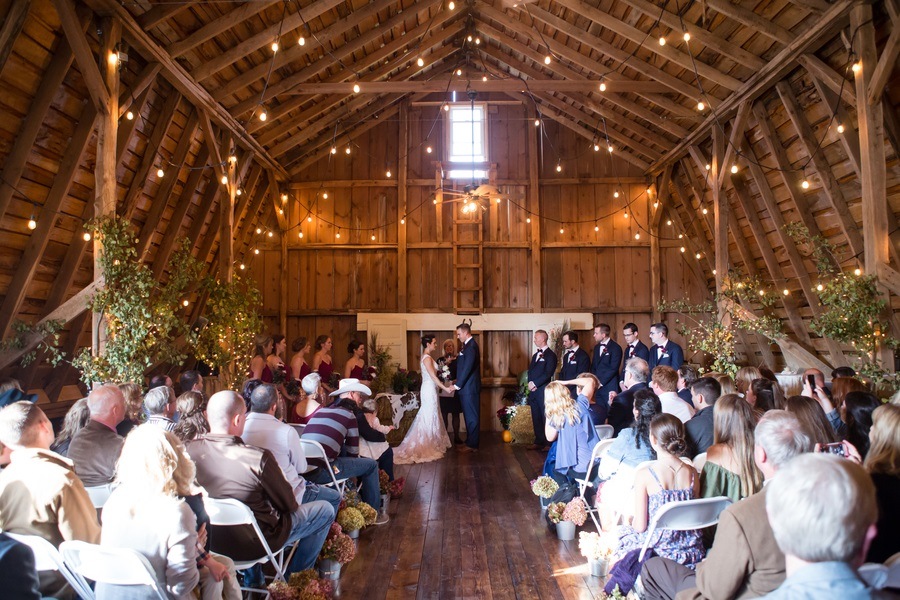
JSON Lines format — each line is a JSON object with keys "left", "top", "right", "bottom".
{"left": 660, "top": 347, "right": 669, "bottom": 357}
{"left": 599, "top": 345, "right": 607, "bottom": 356}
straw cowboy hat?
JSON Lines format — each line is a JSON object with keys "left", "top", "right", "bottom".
{"left": 328, "top": 378, "right": 372, "bottom": 397}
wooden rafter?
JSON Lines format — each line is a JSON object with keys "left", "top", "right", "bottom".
{"left": 718, "top": 101, "right": 752, "bottom": 190}
{"left": 234, "top": 168, "right": 265, "bottom": 235}
{"left": 867, "top": 17, "right": 900, "bottom": 105}
{"left": 116, "top": 85, "right": 153, "bottom": 164}
{"left": 53, "top": 0, "right": 111, "bottom": 113}
{"left": 137, "top": 0, "right": 201, "bottom": 30}
{"left": 118, "top": 62, "right": 160, "bottom": 118}
{"left": 0, "top": 0, "right": 30, "bottom": 74}
{"left": 702, "top": 0, "right": 793, "bottom": 45}
{"left": 169, "top": 0, "right": 283, "bottom": 58}
{"left": 267, "top": 170, "right": 287, "bottom": 231}
{"left": 797, "top": 54, "right": 856, "bottom": 107}
{"left": 285, "top": 80, "right": 671, "bottom": 94}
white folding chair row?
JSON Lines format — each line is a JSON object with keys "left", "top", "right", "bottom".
{"left": 594, "top": 424, "right": 615, "bottom": 440}
{"left": 693, "top": 452, "right": 708, "bottom": 473}
{"left": 288, "top": 423, "right": 306, "bottom": 437}
{"left": 60, "top": 539, "right": 167, "bottom": 600}
{"left": 637, "top": 496, "right": 732, "bottom": 561}
{"left": 5, "top": 533, "right": 95, "bottom": 600}
{"left": 299, "top": 439, "right": 350, "bottom": 495}
{"left": 573, "top": 438, "right": 616, "bottom": 531}
{"left": 83, "top": 484, "right": 113, "bottom": 509}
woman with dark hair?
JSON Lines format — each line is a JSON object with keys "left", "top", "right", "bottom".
{"left": 842, "top": 391, "right": 881, "bottom": 458}
{"left": 393, "top": 335, "right": 454, "bottom": 464}
{"left": 51, "top": 398, "right": 91, "bottom": 457}
{"left": 744, "top": 378, "right": 782, "bottom": 413}
{"left": 266, "top": 335, "right": 289, "bottom": 379}
{"left": 290, "top": 337, "right": 311, "bottom": 383}
{"left": 600, "top": 390, "right": 661, "bottom": 475}
{"left": 343, "top": 340, "right": 371, "bottom": 384}
{"left": 311, "top": 335, "right": 334, "bottom": 389}
{"left": 249, "top": 335, "right": 273, "bottom": 383}
{"left": 172, "top": 391, "right": 209, "bottom": 444}
{"left": 785, "top": 395, "right": 840, "bottom": 445}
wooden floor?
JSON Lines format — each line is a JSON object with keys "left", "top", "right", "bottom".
{"left": 336, "top": 434, "right": 604, "bottom": 600}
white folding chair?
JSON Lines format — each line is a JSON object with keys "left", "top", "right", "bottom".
{"left": 204, "top": 497, "right": 297, "bottom": 596}
{"left": 595, "top": 424, "right": 615, "bottom": 440}
{"left": 299, "top": 439, "right": 349, "bottom": 494}
{"left": 83, "top": 484, "right": 113, "bottom": 509}
{"left": 638, "top": 496, "right": 732, "bottom": 560}
{"left": 574, "top": 438, "right": 616, "bottom": 530}
{"left": 693, "top": 452, "right": 708, "bottom": 473}
{"left": 289, "top": 423, "right": 306, "bottom": 437}
{"left": 6, "top": 533, "right": 95, "bottom": 600}
{"left": 60, "top": 540, "right": 167, "bottom": 600}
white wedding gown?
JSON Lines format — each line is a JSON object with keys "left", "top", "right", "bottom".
{"left": 393, "top": 356, "right": 452, "bottom": 464}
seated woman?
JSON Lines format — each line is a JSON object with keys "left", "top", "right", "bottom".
{"left": 172, "top": 391, "right": 209, "bottom": 444}
{"left": 99, "top": 424, "right": 239, "bottom": 600}
{"left": 50, "top": 397, "right": 90, "bottom": 457}
{"left": 785, "top": 394, "right": 839, "bottom": 445}
{"left": 613, "top": 414, "right": 705, "bottom": 568}
{"left": 843, "top": 391, "right": 880, "bottom": 459}
{"left": 544, "top": 375, "right": 601, "bottom": 486}
{"left": 701, "top": 394, "right": 763, "bottom": 503}
{"left": 116, "top": 382, "right": 145, "bottom": 437}
{"left": 343, "top": 340, "right": 372, "bottom": 385}
{"left": 293, "top": 373, "right": 326, "bottom": 425}
{"left": 864, "top": 403, "right": 900, "bottom": 563}
{"left": 744, "top": 378, "right": 782, "bottom": 413}
{"left": 734, "top": 366, "right": 761, "bottom": 399}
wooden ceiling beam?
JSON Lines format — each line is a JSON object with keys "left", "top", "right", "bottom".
{"left": 192, "top": 154, "right": 254, "bottom": 264}
{"left": 475, "top": 19, "right": 689, "bottom": 139}
{"left": 284, "top": 80, "right": 672, "bottom": 94}
{"left": 702, "top": 0, "right": 793, "bottom": 45}
{"left": 0, "top": 35, "right": 76, "bottom": 223}
{"left": 237, "top": 174, "right": 277, "bottom": 252}
{"left": 808, "top": 74, "right": 861, "bottom": 177}
{"left": 0, "top": 0, "right": 30, "bottom": 74}
{"left": 52, "top": 0, "right": 110, "bottom": 113}
{"left": 614, "top": 0, "right": 766, "bottom": 71}
{"left": 776, "top": 81, "right": 864, "bottom": 258}
{"left": 116, "top": 84, "right": 153, "bottom": 164}
{"left": 0, "top": 101, "right": 98, "bottom": 338}
{"left": 718, "top": 101, "right": 752, "bottom": 190}
{"left": 651, "top": 0, "right": 855, "bottom": 172}
{"left": 267, "top": 170, "right": 287, "bottom": 231}
{"left": 137, "top": 0, "right": 202, "bottom": 30}
{"left": 118, "top": 61, "right": 160, "bottom": 118}
{"left": 480, "top": 3, "right": 704, "bottom": 103}
{"left": 235, "top": 167, "right": 266, "bottom": 234}
{"left": 169, "top": 0, "right": 282, "bottom": 58}
{"left": 662, "top": 193, "right": 714, "bottom": 294}
{"left": 867, "top": 19, "right": 900, "bottom": 105}
{"left": 253, "top": 25, "right": 461, "bottom": 143}
{"left": 227, "top": 0, "right": 445, "bottom": 116}
{"left": 797, "top": 54, "right": 856, "bottom": 107}
{"left": 548, "top": 0, "right": 743, "bottom": 91}
{"left": 198, "top": 108, "right": 226, "bottom": 183}
{"left": 191, "top": 0, "right": 345, "bottom": 81}
{"left": 82, "top": 0, "right": 288, "bottom": 177}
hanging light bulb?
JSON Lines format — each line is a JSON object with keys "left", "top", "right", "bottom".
{"left": 456, "top": 68, "right": 462, "bottom": 76}
{"left": 556, "top": 163, "right": 562, "bottom": 172}
{"left": 426, "top": 145, "right": 433, "bottom": 154}
{"left": 544, "top": 55, "right": 551, "bottom": 64}
{"left": 125, "top": 110, "right": 134, "bottom": 120}
{"left": 108, "top": 51, "right": 119, "bottom": 66}
{"left": 837, "top": 123, "right": 845, "bottom": 133}
{"left": 298, "top": 36, "right": 306, "bottom": 46}
{"left": 322, "top": 192, "right": 328, "bottom": 199}
{"left": 307, "top": 216, "right": 312, "bottom": 222}
{"left": 702, "top": 207, "right": 708, "bottom": 215}
{"left": 730, "top": 164, "right": 738, "bottom": 174}
{"left": 697, "top": 101, "right": 705, "bottom": 111}
{"left": 695, "top": 252, "right": 701, "bottom": 259}
{"left": 256, "top": 227, "right": 262, "bottom": 234}
{"left": 526, "top": 217, "right": 531, "bottom": 223}
{"left": 635, "top": 232, "right": 640, "bottom": 240}
{"left": 678, "top": 233, "right": 683, "bottom": 239}
{"left": 482, "top": 75, "right": 487, "bottom": 82}
{"left": 613, "top": 191, "right": 620, "bottom": 198}
{"left": 331, "top": 146, "right": 337, "bottom": 154}
{"left": 444, "top": 104, "right": 450, "bottom": 112}
{"left": 608, "top": 145, "right": 614, "bottom": 153}
{"left": 623, "top": 211, "right": 629, "bottom": 219}
{"left": 221, "top": 174, "right": 228, "bottom": 185}
{"left": 680, "top": 246, "right": 685, "bottom": 252}
{"left": 467, "top": 35, "right": 473, "bottom": 42}
{"left": 371, "top": 234, "right": 376, "bottom": 241}
{"left": 267, "top": 231, "right": 274, "bottom": 238}
{"left": 783, "top": 288, "right": 790, "bottom": 295}
{"left": 559, "top": 227, "right": 564, "bottom": 234}
{"left": 534, "top": 118, "right": 540, "bottom": 127}
{"left": 259, "top": 109, "right": 268, "bottom": 122}
{"left": 599, "top": 82, "right": 607, "bottom": 92}
{"left": 801, "top": 179, "right": 810, "bottom": 189}
{"left": 448, "top": 0, "right": 455, "bottom": 9}
{"left": 83, "top": 232, "right": 91, "bottom": 241}
{"left": 666, "top": 219, "right": 672, "bottom": 226}
{"left": 705, "top": 164, "right": 710, "bottom": 171}
{"left": 299, "top": 231, "right": 304, "bottom": 238}
{"left": 254, "top": 248, "right": 260, "bottom": 255}
{"left": 271, "top": 41, "right": 279, "bottom": 53}
{"left": 281, "top": 193, "right": 288, "bottom": 202}
{"left": 386, "top": 169, "right": 392, "bottom": 178}
{"left": 475, "top": 38, "right": 481, "bottom": 45}
{"left": 400, "top": 218, "right": 406, "bottom": 224}
{"left": 183, "top": 299, "right": 190, "bottom": 307}
{"left": 239, "top": 263, "right": 245, "bottom": 270}
{"left": 157, "top": 167, "right": 165, "bottom": 178}
{"left": 345, "top": 146, "right": 351, "bottom": 154}
{"left": 335, "top": 231, "right": 341, "bottom": 239}
{"left": 593, "top": 144, "right": 600, "bottom": 152}
{"left": 683, "top": 32, "right": 690, "bottom": 42}
{"left": 594, "top": 224, "right": 600, "bottom": 231}
{"left": 854, "top": 268, "right": 862, "bottom": 276}
{"left": 658, "top": 36, "right": 666, "bottom": 46}
{"left": 851, "top": 61, "right": 861, "bottom": 74}
{"left": 353, "top": 83, "right": 360, "bottom": 94}
{"left": 816, "top": 283, "right": 824, "bottom": 291}
{"left": 417, "top": 57, "right": 424, "bottom": 67}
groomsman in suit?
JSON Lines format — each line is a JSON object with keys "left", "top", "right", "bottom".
{"left": 590, "top": 323, "right": 622, "bottom": 424}
{"left": 454, "top": 323, "right": 482, "bottom": 452}
{"left": 648, "top": 322, "right": 684, "bottom": 370}
{"left": 559, "top": 331, "right": 590, "bottom": 397}
{"left": 620, "top": 322, "right": 650, "bottom": 383}
{"left": 527, "top": 330, "right": 557, "bottom": 451}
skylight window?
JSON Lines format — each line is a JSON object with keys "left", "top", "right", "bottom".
{"left": 446, "top": 103, "right": 487, "bottom": 180}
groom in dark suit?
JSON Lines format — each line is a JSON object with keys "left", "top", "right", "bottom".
{"left": 648, "top": 322, "right": 684, "bottom": 370}
{"left": 527, "top": 329, "right": 557, "bottom": 450}
{"left": 454, "top": 322, "right": 481, "bottom": 451}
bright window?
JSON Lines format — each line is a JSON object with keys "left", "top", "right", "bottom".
{"left": 446, "top": 103, "right": 487, "bottom": 180}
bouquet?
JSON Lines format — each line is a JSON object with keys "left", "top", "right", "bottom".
{"left": 379, "top": 469, "right": 405, "bottom": 497}
{"left": 547, "top": 501, "right": 567, "bottom": 524}
{"left": 284, "top": 378, "right": 301, "bottom": 398}
{"left": 497, "top": 405, "right": 517, "bottom": 430}
{"left": 530, "top": 475, "right": 559, "bottom": 499}
{"left": 366, "top": 365, "right": 377, "bottom": 380}
{"left": 562, "top": 497, "right": 588, "bottom": 526}
{"left": 336, "top": 507, "right": 365, "bottom": 532}
{"left": 268, "top": 569, "right": 334, "bottom": 600}
{"left": 319, "top": 523, "right": 356, "bottom": 564}
{"left": 579, "top": 531, "right": 615, "bottom": 561}
{"left": 340, "top": 489, "right": 377, "bottom": 526}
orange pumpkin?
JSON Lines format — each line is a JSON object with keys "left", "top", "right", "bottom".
{"left": 502, "top": 430, "right": 513, "bottom": 443}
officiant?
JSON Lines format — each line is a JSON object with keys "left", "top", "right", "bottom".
{"left": 438, "top": 339, "right": 463, "bottom": 445}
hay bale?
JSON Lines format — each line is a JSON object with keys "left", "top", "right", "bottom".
{"left": 509, "top": 405, "right": 535, "bottom": 444}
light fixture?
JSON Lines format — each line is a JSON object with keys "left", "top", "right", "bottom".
{"left": 653, "top": 201, "right": 658, "bottom": 208}
{"left": 444, "top": 104, "right": 450, "bottom": 112}
{"left": 666, "top": 219, "right": 672, "bottom": 226}
{"left": 705, "top": 163, "right": 710, "bottom": 171}
{"left": 221, "top": 174, "right": 228, "bottom": 185}
{"left": 837, "top": 123, "right": 845, "bottom": 133}
{"left": 456, "top": 68, "right": 462, "bottom": 76}
{"left": 623, "top": 211, "right": 629, "bottom": 219}
{"left": 323, "top": 192, "right": 328, "bottom": 199}
{"left": 678, "top": 234, "right": 683, "bottom": 239}
{"left": 426, "top": 145, "right": 433, "bottom": 153}
{"left": 182, "top": 299, "right": 190, "bottom": 307}
{"left": 331, "top": 146, "right": 337, "bottom": 154}
{"left": 613, "top": 191, "right": 620, "bottom": 198}
{"left": 683, "top": 32, "right": 690, "bottom": 42}
{"left": 345, "top": 146, "right": 351, "bottom": 154}
{"left": 695, "top": 252, "right": 701, "bottom": 259}
{"left": 680, "top": 246, "right": 685, "bottom": 252}
{"left": 386, "top": 169, "right": 392, "bottom": 177}
{"left": 353, "top": 83, "right": 360, "bottom": 93}
{"left": 335, "top": 231, "right": 341, "bottom": 239}
{"left": 371, "top": 234, "right": 376, "bottom": 241}
{"left": 702, "top": 207, "right": 708, "bottom": 215}
{"left": 467, "top": 35, "right": 473, "bottom": 42}
{"left": 534, "top": 118, "right": 540, "bottom": 127}
{"left": 482, "top": 75, "right": 487, "bottom": 81}
{"left": 307, "top": 216, "right": 312, "bottom": 222}
{"left": 83, "top": 232, "right": 91, "bottom": 241}
{"left": 544, "top": 55, "right": 551, "bottom": 64}
{"left": 595, "top": 225, "right": 600, "bottom": 231}
{"left": 239, "top": 263, "right": 245, "bottom": 270}
{"left": 599, "top": 82, "right": 607, "bottom": 92}
{"left": 448, "top": 0, "right": 455, "bottom": 9}
{"left": 433, "top": 198, "right": 439, "bottom": 205}
{"left": 659, "top": 36, "right": 666, "bottom": 46}
{"left": 417, "top": 57, "right": 424, "bottom": 67}
{"left": 278, "top": 208, "right": 284, "bottom": 215}
{"left": 635, "top": 232, "right": 640, "bottom": 240}
{"left": 851, "top": 61, "right": 861, "bottom": 74}
{"left": 559, "top": 227, "right": 564, "bottom": 234}
{"left": 801, "top": 179, "right": 810, "bottom": 189}
{"left": 526, "top": 217, "right": 531, "bottom": 223}
{"left": 712, "top": 269, "right": 717, "bottom": 274}
{"left": 271, "top": 41, "right": 279, "bottom": 53}
{"left": 281, "top": 193, "right": 288, "bottom": 202}
{"left": 783, "top": 289, "right": 790, "bottom": 295}
{"left": 108, "top": 51, "right": 118, "bottom": 66}
{"left": 268, "top": 231, "right": 274, "bottom": 238}
{"left": 157, "top": 167, "right": 165, "bottom": 178}
{"left": 256, "top": 227, "right": 262, "bottom": 234}
{"left": 730, "top": 164, "right": 738, "bottom": 174}
{"left": 259, "top": 109, "right": 268, "bottom": 122}
{"left": 854, "top": 268, "right": 862, "bottom": 276}
{"left": 556, "top": 163, "right": 562, "bottom": 172}
{"left": 816, "top": 283, "right": 824, "bottom": 291}
{"left": 298, "top": 231, "right": 304, "bottom": 238}
{"left": 125, "top": 110, "right": 134, "bottom": 120}
{"left": 298, "top": 36, "right": 306, "bottom": 46}
{"left": 608, "top": 145, "right": 614, "bottom": 153}
{"left": 254, "top": 248, "right": 260, "bottom": 254}
{"left": 400, "top": 218, "right": 406, "bottom": 224}
{"left": 475, "top": 38, "right": 481, "bottom": 45}
{"left": 758, "top": 289, "right": 765, "bottom": 297}
{"left": 697, "top": 101, "right": 705, "bottom": 111}
{"left": 593, "top": 144, "right": 600, "bottom": 151}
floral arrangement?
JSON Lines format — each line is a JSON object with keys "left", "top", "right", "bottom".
{"left": 367, "top": 333, "right": 394, "bottom": 394}
{"left": 318, "top": 523, "right": 356, "bottom": 564}
{"left": 340, "top": 489, "right": 377, "bottom": 526}
{"left": 439, "top": 362, "right": 452, "bottom": 382}
{"left": 547, "top": 501, "right": 567, "bottom": 524}
{"left": 497, "top": 405, "right": 517, "bottom": 430}
{"left": 548, "top": 498, "right": 588, "bottom": 525}
{"left": 268, "top": 569, "right": 334, "bottom": 600}
{"left": 378, "top": 469, "right": 405, "bottom": 497}
{"left": 391, "top": 368, "right": 422, "bottom": 393}
{"left": 579, "top": 531, "right": 615, "bottom": 561}
{"left": 530, "top": 475, "right": 559, "bottom": 499}
{"left": 336, "top": 507, "right": 365, "bottom": 532}
{"left": 0, "top": 318, "right": 65, "bottom": 368}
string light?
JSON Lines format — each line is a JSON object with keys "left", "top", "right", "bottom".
{"left": 345, "top": 146, "right": 351, "bottom": 154}
{"left": 816, "top": 283, "right": 824, "bottom": 291}
{"left": 801, "top": 179, "right": 810, "bottom": 189}
{"left": 331, "top": 146, "right": 337, "bottom": 154}
{"left": 236, "top": 189, "right": 242, "bottom": 196}
{"left": 658, "top": 36, "right": 666, "bottom": 46}
{"left": 482, "top": 76, "right": 487, "bottom": 82}
{"left": 695, "top": 252, "right": 701, "bottom": 259}
{"left": 298, "top": 36, "right": 305, "bottom": 46}
{"left": 634, "top": 232, "right": 640, "bottom": 240}
{"left": 417, "top": 57, "right": 424, "bottom": 67}
{"left": 697, "top": 102, "right": 705, "bottom": 111}
{"left": 702, "top": 207, "right": 708, "bottom": 215}
{"left": 534, "top": 119, "right": 540, "bottom": 127}
{"left": 544, "top": 55, "right": 552, "bottom": 64}
{"left": 526, "top": 217, "right": 531, "bottom": 223}
{"left": 299, "top": 231, "right": 304, "bottom": 238}
{"left": 271, "top": 41, "right": 279, "bottom": 53}
{"left": 400, "top": 218, "right": 406, "bottom": 224}
{"left": 259, "top": 109, "right": 268, "bottom": 122}
{"left": 467, "top": 35, "right": 473, "bottom": 42}
{"left": 783, "top": 289, "right": 790, "bottom": 295}
{"left": 683, "top": 32, "right": 690, "bottom": 42}
{"left": 220, "top": 174, "right": 228, "bottom": 185}
{"left": 426, "top": 145, "right": 433, "bottom": 154}
{"left": 559, "top": 227, "right": 564, "bottom": 234}
{"left": 336, "top": 231, "right": 341, "bottom": 239}
{"left": 448, "top": 0, "right": 455, "bottom": 9}
{"left": 837, "top": 123, "right": 845, "bottom": 133}
{"left": 353, "top": 83, "right": 360, "bottom": 93}
{"left": 83, "top": 232, "right": 91, "bottom": 241}
{"left": 444, "top": 104, "right": 450, "bottom": 112}
{"left": 705, "top": 164, "right": 710, "bottom": 171}
{"left": 623, "top": 211, "right": 629, "bottom": 218}
{"left": 323, "top": 192, "right": 328, "bottom": 199}
{"left": 599, "top": 82, "right": 606, "bottom": 92}
{"left": 666, "top": 220, "right": 672, "bottom": 226}
{"left": 730, "top": 164, "right": 738, "bottom": 174}
{"left": 594, "top": 225, "right": 600, "bottom": 231}
{"left": 108, "top": 51, "right": 118, "bottom": 66}
{"left": 239, "top": 263, "right": 245, "bottom": 270}
{"left": 157, "top": 167, "right": 165, "bottom": 178}
{"left": 851, "top": 61, "right": 861, "bottom": 74}
{"left": 593, "top": 144, "right": 600, "bottom": 151}
{"left": 474, "top": 38, "right": 481, "bottom": 45}
{"left": 267, "top": 231, "right": 274, "bottom": 238}
{"left": 854, "top": 268, "right": 862, "bottom": 276}
{"left": 281, "top": 193, "right": 288, "bottom": 202}
{"left": 386, "top": 169, "right": 392, "bottom": 177}
{"left": 182, "top": 299, "right": 190, "bottom": 307}
{"left": 371, "top": 234, "right": 376, "bottom": 241}
{"left": 678, "top": 234, "right": 683, "bottom": 239}
{"left": 555, "top": 163, "right": 562, "bottom": 172}
{"left": 607, "top": 145, "right": 614, "bottom": 153}
{"left": 254, "top": 248, "right": 260, "bottom": 254}
{"left": 613, "top": 191, "right": 620, "bottom": 198}
{"left": 307, "top": 216, "right": 312, "bottom": 222}
{"left": 125, "top": 111, "right": 134, "bottom": 120}
{"left": 256, "top": 227, "right": 262, "bottom": 234}
{"left": 680, "top": 246, "right": 686, "bottom": 252}
{"left": 456, "top": 68, "right": 462, "bottom": 76}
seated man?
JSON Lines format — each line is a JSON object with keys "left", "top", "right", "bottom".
{"left": 641, "top": 410, "right": 811, "bottom": 600}
{"left": 241, "top": 384, "right": 341, "bottom": 513}
{"left": 143, "top": 385, "right": 177, "bottom": 432}
{"left": 684, "top": 377, "right": 722, "bottom": 458}
{"left": 761, "top": 453, "right": 882, "bottom": 599}
{"left": 186, "top": 391, "right": 333, "bottom": 574}
{"left": 650, "top": 365, "right": 695, "bottom": 423}
{"left": 607, "top": 357, "right": 650, "bottom": 435}
{"left": 677, "top": 365, "right": 698, "bottom": 407}
{"left": 179, "top": 369, "right": 204, "bottom": 395}
{"left": 67, "top": 384, "right": 126, "bottom": 487}
{"left": 302, "top": 379, "right": 383, "bottom": 517}
{"left": 0, "top": 401, "right": 100, "bottom": 598}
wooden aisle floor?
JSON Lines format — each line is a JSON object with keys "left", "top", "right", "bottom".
{"left": 335, "top": 434, "right": 605, "bottom": 600}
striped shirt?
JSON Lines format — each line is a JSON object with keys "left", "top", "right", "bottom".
{"left": 301, "top": 405, "right": 359, "bottom": 467}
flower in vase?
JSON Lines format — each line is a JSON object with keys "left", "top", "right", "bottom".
{"left": 562, "top": 497, "right": 588, "bottom": 526}
{"left": 530, "top": 475, "right": 559, "bottom": 499}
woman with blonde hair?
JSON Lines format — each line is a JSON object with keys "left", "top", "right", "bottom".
{"left": 734, "top": 366, "right": 761, "bottom": 397}
{"left": 701, "top": 394, "right": 763, "bottom": 502}
{"left": 172, "top": 391, "right": 209, "bottom": 444}
{"left": 545, "top": 374, "right": 601, "bottom": 485}
{"left": 864, "top": 403, "right": 900, "bottom": 562}
{"left": 51, "top": 397, "right": 90, "bottom": 456}
{"left": 99, "top": 425, "right": 239, "bottom": 599}
{"left": 117, "top": 382, "right": 144, "bottom": 436}
{"left": 249, "top": 335, "right": 273, "bottom": 382}
{"left": 714, "top": 374, "right": 736, "bottom": 396}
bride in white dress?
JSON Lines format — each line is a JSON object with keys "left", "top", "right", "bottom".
{"left": 393, "top": 335, "right": 454, "bottom": 464}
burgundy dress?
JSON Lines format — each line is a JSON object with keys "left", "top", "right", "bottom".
{"left": 295, "top": 361, "right": 312, "bottom": 382}
{"left": 316, "top": 359, "right": 334, "bottom": 384}
{"left": 293, "top": 405, "right": 321, "bottom": 425}
{"left": 350, "top": 364, "right": 366, "bottom": 380}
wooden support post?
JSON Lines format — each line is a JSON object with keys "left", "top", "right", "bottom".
{"left": 280, "top": 234, "right": 288, "bottom": 335}
{"left": 398, "top": 101, "right": 409, "bottom": 312}
{"left": 220, "top": 134, "right": 236, "bottom": 282}
{"left": 527, "top": 105, "right": 542, "bottom": 312}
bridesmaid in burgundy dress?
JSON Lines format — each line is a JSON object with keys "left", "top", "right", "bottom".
{"left": 290, "top": 337, "right": 312, "bottom": 383}
{"left": 312, "top": 335, "right": 335, "bottom": 390}
{"left": 344, "top": 340, "right": 373, "bottom": 385}
{"left": 250, "top": 335, "right": 274, "bottom": 382}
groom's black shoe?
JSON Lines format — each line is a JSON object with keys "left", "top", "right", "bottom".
{"left": 454, "top": 437, "right": 464, "bottom": 445}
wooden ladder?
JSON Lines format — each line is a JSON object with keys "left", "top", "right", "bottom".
{"left": 452, "top": 203, "right": 484, "bottom": 314}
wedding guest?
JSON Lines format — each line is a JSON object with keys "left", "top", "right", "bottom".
{"left": 863, "top": 403, "right": 900, "bottom": 563}
{"left": 527, "top": 329, "right": 557, "bottom": 450}
{"left": 293, "top": 373, "right": 325, "bottom": 425}
{"left": 598, "top": 390, "right": 661, "bottom": 477}
{"left": 0, "top": 533, "right": 40, "bottom": 600}
{"left": 545, "top": 377, "right": 601, "bottom": 486}
{"left": 249, "top": 335, "right": 274, "bottom": 383}
{"left": 173, "top": 391, "right": 209, "bottom": 444}
{"left": 99, "top": 425, "right": 239, "bottom": 600}
{"left": 144, "top": 385, "right": 178, "bottom": 432}
{"left": 0, "top": 401, "right": 100, "bottom": 598}
{"left": 648, "top": 323, "right": 684, "bottom": 370}
{"left": 684, "top": 377, "right": 722, "bottom": 458}
{"left": 745, "top": 378, "right": 782, "bottom": 413}
{"left": 608, "top": 358, "right": 650, "bottom": 435}
{"left": 640, "top": 411, "right": 812, "bottom": 600}
{"left": 117, "top": 382, "right": 144, "bottom": 436}
{"left": 68, "top": 384, "right": 126, "bottom": 487}
{"left": 714, "top": 374, "right": 736, "bottom": 396}
{"left": 762, "top": 454, "right": 880, "bottom": 599}
{"left": 842, "top": 391, "right": 880, "bottom": 458}
{"left": 186, "top": 391, "right": 333, "bottom": 574}
{"left": 358, "top": 398, "right": 396, "bottom": 468}
{"left": 179, "top": 370, "right": 204, "bottom": 396}
{"left": 343, "top": 340, "right": 371, "bottom": 384}
{"left": 785, "top": 395, "right": 839, "bottom": 445}
{"left": 311, "top": 335, "right": 335, "bottom": 389}
{"left": 438, "top": 339, "right": 463, "bottom": 445}
{"left": 148, "top": 374, "right": 173, "bottom": 391}
{"left": 620, "top": 322, "right": 650, "bottom": 383}
{"left": 734, "top": 367, "right": 762, "bottom": 398}
{"left": 290, "top": 337, "right": 312, "bottom": 383}
{"left": 701, "top": 394, "right": 763, "bottom": 502}
{"left": 650, "top": 366, "right": 695, "bottom": 423}
{"left": 559, "top": 331, "right": 591, "bottom": 397}
{"left": 677, "top": 365, "right": 697, "bottom": 407}
{"left": 241, "top": 384, "right": 341, "bottom": 513}
{"left": 267, "top": 335, "right": 289, "bottom": 378}
{"left": 758, "top": 365, "right": 779, "bottom": 383}
{"left": 50, "top": 397, "right": 90, "bottom": 457}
